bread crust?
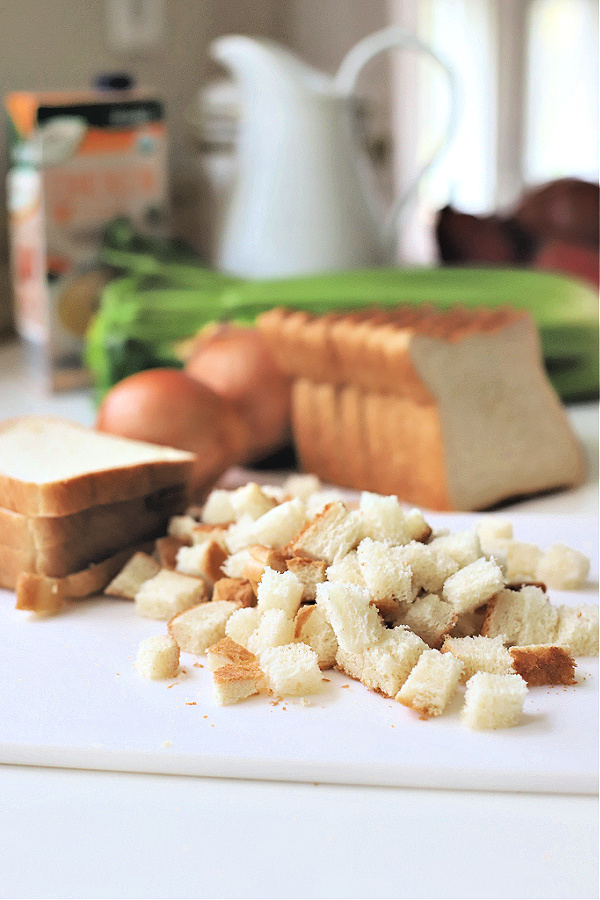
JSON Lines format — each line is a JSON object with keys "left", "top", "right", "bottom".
{"left": 14, "top": 541, "right": 154, "bottom": 606}
{"left": 0, "top": 484, "right": 187, "bottom": 549}
{"left": 0, "top": 486, "right": 187, "bottom": 583}
{"left": 509, "top": 644, "right": 576, "bottom": 686}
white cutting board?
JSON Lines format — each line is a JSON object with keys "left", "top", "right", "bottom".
{"left": 1, "top": 512, "right": 597, "bottom": 795}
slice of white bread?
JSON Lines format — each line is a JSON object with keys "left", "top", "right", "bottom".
{"left": 0, "top": 416, "right": 195, "bottom": 516}
{"left": 0, "top": 486, "right": 188, "bottom": 586}
{"left": 0, "top": 484, "right": 188, "bottom": 551}
{"left": 257, "top": 307, "right": 585, "bottom": 511}
{"left": 15, "top": 540, "right": 155, "bottom": 611}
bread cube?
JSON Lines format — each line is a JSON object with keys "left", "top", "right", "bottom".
{"left": 554, "top": 604, "right": 599, "bottom": 656}
{"left": 221, "top": 548, "right": 253, "bottom": 578}
{"left": 535, "top": 543, "right": 590, "bottom": 591}
{"left": 136, "top": 634, "right": 180, "bottom": 679}
{"left": 403, "top": 508, "right": 433, "bottom": 543}
{"left": 504, "top": 540, "right": 543, "bottom": 582}
{"left": 175, "top": 539, "right": 227, "bottom": 584}
{"left": 461, "top": 672, "right": 528, "bottom": 730}
{"left": 394, "top": 540, "right": 459, "bottom": 595}
{"left": 294, "top": 604, "right": 338, "bottom": 669}
{"left": 230, "top": 482, "right": 278, "bottom": 521}
{"left": 428, "top": 530, "right": 482, "bottom": 569}
{"left": 476, "top": 516, "right": 514, "bottom": 556}
{"left": 105, "top": 551, "right": 161, "bottom": 599}
{"left": 135, "top": 569, "right": 209, "bottom": 620}
{"left": 201, "top": 489, "right": 236, "bottom": 524}
{"left": 356, "top": 538, "right": 413, "bottom": 606}
{"left": 482, "top": 586, "right": 559, "bottom": 646}
{"left": 509, "top": 644, "right": 576, "bottom": 685}
{"left": 358, "top": 492, "right": 413, "bottom": 544}
{"left": 248, "top": 608, "right": 296, "bottom": 656}
{"left": 397, "top": 649, "right": 464, "bottom": 716}
{"left": 212, "top": 663, "right": 265, "bottom": 705}
{"left": 212, "top": 577, "right": 256, "bottom": 608}
{"left": 397, "top": 593, "right": 458, "bottom": 648}
{"left": 304, "top": 488, "right": 346, "bottom": 519}
{"left": 168, "top": 600, "right": 241, "bottom": 654}
{"left": 287, "top": 501, "right": 362, "bottom": 564}
{"left": 283, "top": 472, "right": 321, "bottom": 501}
{"left": 227, "top": 499, "right": 307, "bottom": 552}
{"left": 442, "top": 556, "right": 505, "bottom": 613}
{"left": 225, "top": 606, "right": 262, "bottom": 647}
{"left": 441, "top": 634, "right": 514, "bottom": 682}
{"left": 167, "top": 514, "right": 197, "bottom": 543}
{"left": 249, "top": 498, "right": 309, "bottom": 548}
{"left": 256, "top": 566, "right": 303, "bottom": 618}
{"left": 15, "top": 572, "right": 65, "bottom": 615}
{"left": 242, "top": 544, "right": 288, "bottom": 593}
{"left": 326, "top": 551, "right": 366, "bottom": 588}
{"left": 191, "top": 522, "right": 229, "bottom": 548}
{"left": 260, "top": 642, "right": 323, "bottom": 697}
{"left": 316, "top": 581, "right": 384, "bottom": 653}
{"left": 286, "top": 556, "right": 327, "bottom": 602}
{"left": 206, "top": 636, "right": 258, "bottom": 672}
{"left": 337, "top": 627, "right": 426, "bottom": 698}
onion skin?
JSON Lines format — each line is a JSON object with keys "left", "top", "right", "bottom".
{"left": 184, "top": 323, "right": 292, "bottom": 462}
{"left": 514, "top": 178, "right": 600, "bottom": 248}
{"left": 95, "top": 368, "right": 251, "bottom": 498}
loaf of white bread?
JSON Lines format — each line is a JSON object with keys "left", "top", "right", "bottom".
{"left": 0, "top": 417, "right": 195, "bottom": 603}
{"left": 257, "top": 306, "right": 586, "bottom": 511}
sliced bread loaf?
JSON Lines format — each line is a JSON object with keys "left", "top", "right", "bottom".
{"left": 257, "top": 306, "right": 585, "bottom": 511}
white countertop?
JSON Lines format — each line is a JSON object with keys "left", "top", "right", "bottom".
{"left": 0, "top": 337, "right": 598, "bottom": 900}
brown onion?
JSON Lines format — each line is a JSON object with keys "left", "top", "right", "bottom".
{"left": 95, "top": 368, "right": 251, "bottom": 498}
{"left": 184, "top": 323, "right": 292, "bottom": 462}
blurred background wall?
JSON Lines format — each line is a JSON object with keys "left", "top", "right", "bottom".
{"left": 0, "top": 0, "right": 597, "bottom": 336}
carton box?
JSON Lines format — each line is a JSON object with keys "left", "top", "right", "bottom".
{"left": 4, "top": 88, "right": 168, "bottom": 389}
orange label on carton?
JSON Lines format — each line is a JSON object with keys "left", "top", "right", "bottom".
{"left": 5, "top": 89, "right": 168, "bottom": 389}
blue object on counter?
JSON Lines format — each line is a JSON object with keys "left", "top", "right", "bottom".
{"left": 93, "top": 73, "right": 135, "bottom": 92}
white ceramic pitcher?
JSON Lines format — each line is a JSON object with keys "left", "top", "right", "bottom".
{"left": 210, "top": 27, "right": 458, "bottom": 278}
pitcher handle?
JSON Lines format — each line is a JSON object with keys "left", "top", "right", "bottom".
{"left": 334, "top": 25, "right": 460, "bottom": 240}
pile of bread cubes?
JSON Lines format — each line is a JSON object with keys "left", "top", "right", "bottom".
{"left": 104, "top": 475, "right": 598, "bottom": 730}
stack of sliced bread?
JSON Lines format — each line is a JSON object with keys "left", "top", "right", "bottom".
{"left": 257, "top": 306, "right": 586, "bottom": 511}
{"left": 0, "top": 417, "right": 195, "bottom": 605}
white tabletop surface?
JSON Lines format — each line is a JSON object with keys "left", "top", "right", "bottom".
{"left": 0, "top": 337, "right": 598, "bottom": 900}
